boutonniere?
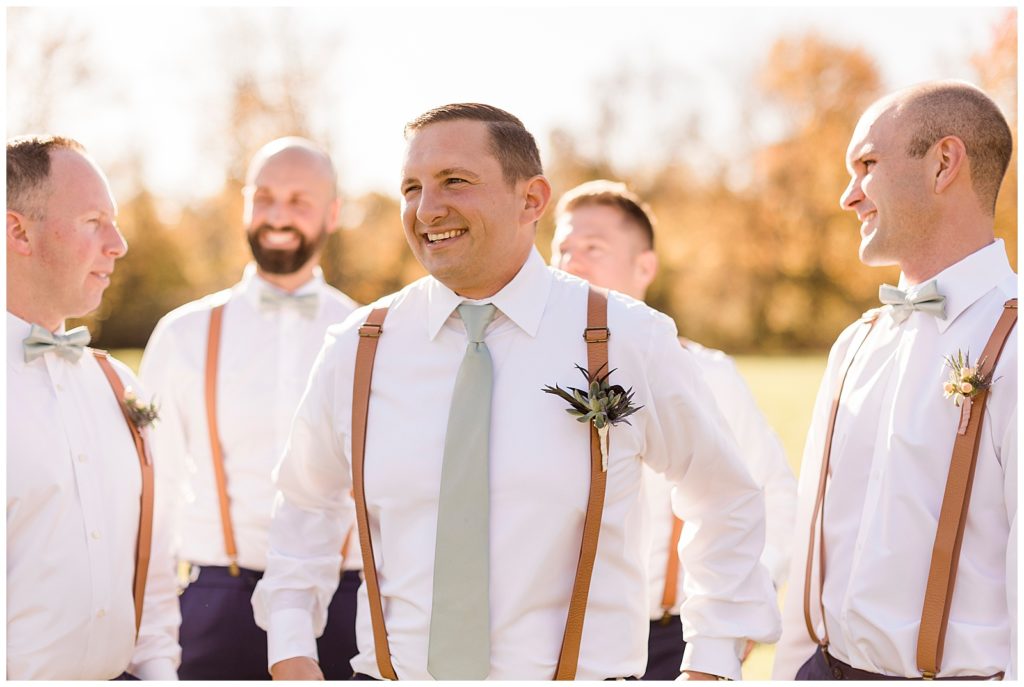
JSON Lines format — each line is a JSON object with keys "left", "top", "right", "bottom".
{"left": 123, "top": 387, "right": 160, "bottom": 430}
{"left": 941, "top": 350, "right": 992, "bottom": 407}
{"left": 542, "top": 363, "right": 643, "bottom": 471}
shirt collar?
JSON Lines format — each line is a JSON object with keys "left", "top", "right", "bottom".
{"left": 238, "top": 262, "right": 326, "bottom": 311}
{"left": 6, "top": 312, "right": 71, "bottom": 364}
{"left": 425, "top": 247, "right": 553, "bottom": 341}
{"left": 896, "top": 239, "right": 1014, "bottom": 334}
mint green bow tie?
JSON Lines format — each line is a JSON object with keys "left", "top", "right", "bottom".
{"left": 23, "top": 324, "right": 91, "bottom": 363}
{"left": 259, "top": 289, "right": 319, "bottom": 319}
{"left": 879, "top": 281, "right": 947, "bottom": 324}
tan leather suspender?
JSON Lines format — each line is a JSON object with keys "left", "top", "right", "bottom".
{"left": 555, "top": 286, "right": 610, "bottom": 680}
{"left": 916, "top": 299, "right": 1016, "bottom": 678}
{"left": 205, "top": 304, "right": 241, "bottom": 576}
{"left": 803, "top": 309, "right": 879, "bottom": 648}
{"left": 660, "top": 515, "right": 685, "bottom": 620}
{"left": 93, "top": 350, "right": 154, "bottom": 637}
{"left": 352, "top": 306, "right": 397, "bottom": 679}
{"left": 351, "top": 287, "right": 610, "bottom": 680}
{"left": 803, "top": 300, "right": 1017, "bottom": 678}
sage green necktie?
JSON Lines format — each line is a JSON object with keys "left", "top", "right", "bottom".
{"left": 427, "top": 303, "right": 497, "bottom": 680}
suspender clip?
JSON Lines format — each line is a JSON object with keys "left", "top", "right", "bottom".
{"left": 922, "top": 671, "right": 935, "bottom": 680}
{"left": 228, "top": 561, "right": 241, "bottom": 577}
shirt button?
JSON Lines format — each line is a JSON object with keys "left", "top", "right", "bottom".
{"left": 77, "top": 454, "right": 88, "bottom": 463}
{"left": 55, "top": 383, "right": 64, "bottom": 392}
{"left": 96, "top": 609, "right": 106, "bottom": 618}
{"left": 90, "top": 530, "right": 101, "bottom": 540}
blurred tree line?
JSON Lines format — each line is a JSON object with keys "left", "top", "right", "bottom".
{"left": 20, "top": 12, "right": 1013, "bottom": 353}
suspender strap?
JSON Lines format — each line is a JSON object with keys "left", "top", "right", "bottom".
{"left": 351, "top": 288, "right": 611, "bottom": 680}
{"left": 93, "top": 350, "right": 154, "bottom": 637}
{"left": 916, "top": 299, "right": 1017, "bottom": 678}
{"left": 803, "top": 310, "right": 879, "bottom": 647}
{"left": 660, "top": 515, "right": 685, "bottom": 618}
{"left": 351, "top": 307, "right": 397, "bottom": 680}
{"left": 205, "top": 304, "right": 240, "bottom": 576}
{"left": 555, "top": 286, "right": 610, "bottom": 680}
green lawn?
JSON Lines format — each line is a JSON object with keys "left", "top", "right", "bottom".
{"left": 113, "top": 347, "right": 826, "bottom": 679}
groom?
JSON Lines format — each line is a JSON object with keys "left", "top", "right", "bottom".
{"left": 254, "top": 103, "right": 780, "bottom": 680}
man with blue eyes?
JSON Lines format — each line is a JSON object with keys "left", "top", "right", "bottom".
{"left": 139, "top": 137, "right": 360, "bottom": 679}
{"left": 773, "top": 81, "right": 1017, "bottom": 680}
{"left": 254, "top": 103, "right": 780, "bottom": 680}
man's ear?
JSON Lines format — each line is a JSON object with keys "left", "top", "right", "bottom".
{"left": 7, "top": 211, "right": 32, "bottom": 256}
{"left": 521, "top": 175, "right": 552, "bottom": 226}
{"left": 933, "top": 135, "right": 967, "bottom": 195}
{"left": 326, "top": 197, "right": 342, "bottom": 236}
{"left": 634, "top": 249, "right": 658, "bottom": 293}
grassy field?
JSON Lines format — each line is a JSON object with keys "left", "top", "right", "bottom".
{"left": 112, "top": 348, "right": 826, "bottom": 679}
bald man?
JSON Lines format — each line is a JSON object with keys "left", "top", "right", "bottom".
{"left": 140, "top": 138, "right": 360, "bottom": 679}
{"left": 773, "top": 82, "right": 1017, "bottom": 680}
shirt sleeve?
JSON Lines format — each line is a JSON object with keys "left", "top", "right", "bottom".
{"left": 138, "top": 316, "right": 190, "bottom": 560}
{"left": 708, "top": 356, "right": 796, "bottom": 588}
{"left": 771, "top": 326, "right": 857, "bottom": 679}
{"left": 251, "top": 327, "right": 356, "bottom": 670}
{"left": 640, "top": 317, "right": 781, "bottom": 680}
{"left": 1002, "top": 402, "right": 1017, "bottom": 680}
{"left": 117, "top": 370, "right": 182, "bottom": 679}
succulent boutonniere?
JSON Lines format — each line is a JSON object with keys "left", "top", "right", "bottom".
{"left": 542, "top": 363, "right": 643, "bottom": 471}
{"left": 942, "top": 350, "right": 992, "bottom": 407}
{"left": 123, "top": 387, "right": 160, "bottom": 430}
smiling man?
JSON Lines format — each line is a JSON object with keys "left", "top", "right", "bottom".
{"left": 551, "top": 180, "right": 796, "bottom": 680}
{"left": 254, "top": 104, "right": 780, "bottom": 680}
{"left": 773, "top": 81, "right": 1017, "bottom": 680}
{"left": 7, "top": 135, "right": 180, "bottom": 679}
{"left": 139, "top": 137, "right": 360, "bottom": 679}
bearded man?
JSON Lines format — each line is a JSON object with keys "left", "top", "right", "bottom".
{"left": 140, "top": 137, "right": 360, "bottom": 679}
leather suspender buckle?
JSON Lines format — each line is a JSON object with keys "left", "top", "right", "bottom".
{"left": 359, "top": 323, "right": 383, "bottom": 338}
{"left": 583, "top": 327, "right": 610, "bottom": 343}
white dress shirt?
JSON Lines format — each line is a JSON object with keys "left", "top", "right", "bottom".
{"left": 773, "top": 240, "right": 1017, "bottom": 679}
{"left": 644, "top": 341, "right": 795, "bottom": 619}
{"left": 252, "top": 248, "right": 781, "bottom": 680}
{"left": 7, "top": 312, "right": 181, "bottom": 680}
{"left": 139, "top": 264, "right": 360, "bottom": 573}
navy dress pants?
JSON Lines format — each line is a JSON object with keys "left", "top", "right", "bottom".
{"left": 178, "top": 565, "right": 361, "bottom": 680}
{"left": 640, "top": 615, "right": 686, "bottom": 680}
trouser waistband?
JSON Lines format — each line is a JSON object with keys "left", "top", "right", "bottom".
{"left": 822, "top": 647, "right": 1002, "bottom": 681}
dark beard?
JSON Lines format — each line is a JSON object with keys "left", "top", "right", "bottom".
{"left": 246, "top": 223, "right": 328, "bottom": 275}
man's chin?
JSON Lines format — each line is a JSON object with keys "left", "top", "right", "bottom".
{"left": 858, "top": 236, "right": 897, "bottom": 268}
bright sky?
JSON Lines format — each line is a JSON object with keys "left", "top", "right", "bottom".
{"left": 6, "top": 5, "right": 1010, "bottom": 205}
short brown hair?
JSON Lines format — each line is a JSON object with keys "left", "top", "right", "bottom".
{"left": 895, "top": 81, "right": 1013, "bottom": 214}
{"left": 555, "top": 179, "right": 656, "bottom": 250}
{"left": 404, "top": 103, "right": 543, "bottom": 185}
{"left": 7, "top": 134, "right": 86, "bottom": 219}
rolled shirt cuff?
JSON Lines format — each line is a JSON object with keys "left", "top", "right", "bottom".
{"left": 130, "top": 657, "right": 179, "bottom": 681}
{"left": 266, "top": 607, "right": 319, "bottom": 672}
{"left": 680, "top": 636, "right": 745, "bottom": 681}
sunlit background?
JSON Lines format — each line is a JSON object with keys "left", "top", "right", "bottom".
{"left": 7, "top": 5, "right": 1017, "bottom": 679}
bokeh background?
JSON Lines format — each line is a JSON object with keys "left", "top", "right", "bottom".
{"left": 7, "top": 5, "right": 1017, "bottom": 680}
